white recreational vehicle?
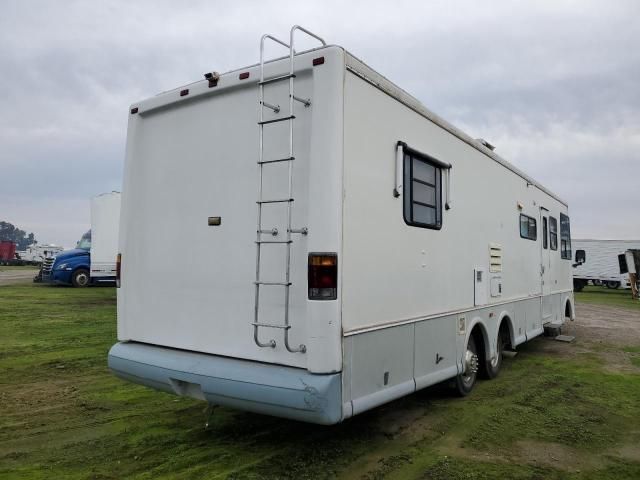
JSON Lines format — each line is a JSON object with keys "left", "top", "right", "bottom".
{"left": 109, "top": 26, "right": 575, "bottom": 425}
{"left": 572, "top": 239, "right": 640, "bottom": 290}
{"left": 17, "top": 243, "right": 64, "bottom": 263}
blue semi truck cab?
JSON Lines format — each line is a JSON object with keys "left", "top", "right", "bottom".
{"left": 41, "top": 231, "right": 93, "bottom": 287}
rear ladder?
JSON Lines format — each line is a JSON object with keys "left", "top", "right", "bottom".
{"left": 253, "top": 26, "right": 326, "bottom": 353}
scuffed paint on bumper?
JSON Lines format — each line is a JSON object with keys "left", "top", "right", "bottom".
{"left": 108, "top": 342, "right": 343, "bottom": 425}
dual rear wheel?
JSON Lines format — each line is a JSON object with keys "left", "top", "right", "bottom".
{"left": 453, "top": 327, "right": 507, "bottom": 396}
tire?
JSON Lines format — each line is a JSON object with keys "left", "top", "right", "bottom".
{"left": 481, "top": 328, "right": 506, "bottom": 380}
{"left": 573, "top": 279, "right": 586, "bottom": 292}
{"left": 454, "top": 335, "right": 479, "bottom": 396}
{"left": 606, "top": 281, "right": 620, "bottom": 289}
{"left": 71, "top": 268, "right": 90, "bottom": 288}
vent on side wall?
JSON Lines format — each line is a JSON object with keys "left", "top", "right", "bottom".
{"left": 489, "top": 243, "right": 503, "bottom": 273}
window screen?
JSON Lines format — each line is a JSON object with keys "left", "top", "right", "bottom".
{"left": 549, "top": 217, "right": 558, "bottom": 251}
{"left": 560, "top": 213, "right": 571, "bottom": 259}
{"left": 403, "top": 152, "right": 442, "bottom": 229}
{"left": 519, "top": 214, "right": 537, "bottom": 241}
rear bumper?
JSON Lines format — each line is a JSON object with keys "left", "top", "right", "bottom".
{"left": 108, "top": 342, "right": 343, "bottom": 425}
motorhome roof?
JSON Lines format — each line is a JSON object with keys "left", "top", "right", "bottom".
{"left": 138, "top": 44, "right": 567, "bottom": 207}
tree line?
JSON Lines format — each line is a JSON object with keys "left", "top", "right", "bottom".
{"left": 0, "top": 221, "right": 37, "bottom": 250}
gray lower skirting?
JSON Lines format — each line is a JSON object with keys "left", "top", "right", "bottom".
{"left": 108, "top": 342, "right": 343, "bottom": 425}
{"left": 351, "top": 379, "right": 416, "bottom": 416}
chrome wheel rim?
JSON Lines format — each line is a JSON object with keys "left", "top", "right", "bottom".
{"left": 490, "top": 339, "right": 502, "bottom": 368}
{"left": 462, "top": 348, "right": 479, "bottom": 385}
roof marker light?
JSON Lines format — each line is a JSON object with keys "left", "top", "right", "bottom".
{"left": 130, "top": 107, "right": 138, "bottom": 114}
{"left": 204, "top": 71, "right": 220, "bottom": 87}
{"left": 312, "top": 56, "right": 325, "bottom": 66}
{"left": 180, "top": 89, "right": 189, "bottom": 97}
{"left": 239, "top": 72, "right": 250, "bottom": 80}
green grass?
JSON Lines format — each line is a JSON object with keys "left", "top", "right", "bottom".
{"left": 1, "top": 283, "right": 639, "bottom": 479}
{"left": 575, "top": 285, "right": 640, "bottom": 310}
{"left": 623, "top": 346, "right": 640, "bottom": 368}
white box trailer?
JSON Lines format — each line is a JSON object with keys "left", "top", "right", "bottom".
{"left": 90, "top": 191, "right": 121, "bottom": 279}
{"left": 109, "top": 26, "right": 575, "bottom": 425}
{"left": 572, "top": 239, "right": 640, "bottom": 290}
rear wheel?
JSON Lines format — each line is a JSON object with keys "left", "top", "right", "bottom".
{"left": 606, "top": 281, "right": 620, "bottom": 289}
{"left": 71, "top": 268, "right": 90, "bottom": 288}
{"left": 482, "top": 328, "right": 507, "bottom": 379}
{"left": 454, "top": 335, "right": 479, "bottom": 396}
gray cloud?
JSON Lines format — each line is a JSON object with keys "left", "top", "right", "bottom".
{"left": 1, "top": 0, "right": 639, "bottom": 246}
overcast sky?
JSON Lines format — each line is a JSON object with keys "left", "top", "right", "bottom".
{"left": 1, "top": 0, "right": 639, "bottom": 248}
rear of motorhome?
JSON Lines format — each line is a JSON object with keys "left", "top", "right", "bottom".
{"left": 572, "top": 239, "right": 640, "bottom": 290}
{"left": 109, "top": 26, "right": 574, "bottom": 425}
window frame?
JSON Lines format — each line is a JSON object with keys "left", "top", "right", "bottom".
{"left": 542, "top": 217, "right": 548, "bottom": 249}
{"left": 519, "top": 214, "right": 537, "bottom": 241}
{"left": 549, "top": 216, "right": 558, "bottom": 251}
{"left": 560, "top": 213, "right": 572, "bottom": 260}
{"left": 402, "top": 146, "right": 444, "bottom": 230}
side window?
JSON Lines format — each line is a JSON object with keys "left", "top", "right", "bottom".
{"left": 403, "top": 151, "right": 443, "bottom": 229}
{"left": 519, "top": 214, "right": 537, "bottom": 241}
{"left": 575, "top": 249, "right": 586, "bottom": 264}
{"left": 543, "top": 217, "right": 548, "bottom": 249}
{"left": 549, "top": 217, "right": 558, "bottom": 250}
{"left": 560, "top": 213, "right": 572, "bottom": 259}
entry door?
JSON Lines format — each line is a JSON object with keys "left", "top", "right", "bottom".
{"left": 540, "top": 207, "right": 552, "bottom": 318}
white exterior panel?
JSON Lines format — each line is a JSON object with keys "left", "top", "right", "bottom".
{"left": 341, "top": 69, "right": 571, "bottom": 335}
{"left": 118, "top": 47, "right": 345, "bottom": 372}
{"left": 90, "top": 192, "right": 121, "bottom": 278}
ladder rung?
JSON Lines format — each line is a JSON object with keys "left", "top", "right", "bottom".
{"left": 258, "top": 156, "right": 295, "bottom": 165}
{"left": 258, "top": 115, "right": 295, "bottom": 125}
{"left": 255, "top": 281, "right": 292, "bottom": 286}
{"left": 251, "top": 322, "right": 291, "bottom": 330}
{"left": 259, "top": 73, "right": 296, "bottom": 85}
{"left": 256, "top": 240, "right": 292, "bottom": 244}
{"left": 257, "top": 198, "right": 293, "bottom": 204}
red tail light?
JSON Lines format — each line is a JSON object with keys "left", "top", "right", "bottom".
{"left": 116, "top": 253, "right": 121, "bottom": 288}
{"left": 308, "top": 253, "right": 337, "bottom": 300}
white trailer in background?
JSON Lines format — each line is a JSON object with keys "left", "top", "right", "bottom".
{"left": 572, "top": 239, "right": 640, "bottom": 290}
{"left": 90, "top": 192, "right": 121, "bottom": 280}
{"left": 109, "top": 26, "right": 574, "bottom": 425}
{"left": 18, "top": 243, "right": 64, "bottom": 263}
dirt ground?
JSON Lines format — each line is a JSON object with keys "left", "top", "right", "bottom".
{"left": 0, "top": 269, "right": 38, "bottom": 285}
{"left": 537, "top": 302, "right": 640, "bottom": 376}
{"left": 571, "top": 303, "right": 640, "bottom": 345}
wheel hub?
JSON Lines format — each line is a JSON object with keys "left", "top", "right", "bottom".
{"left": 463, "top": 349, "right": 479, "bottom": 376}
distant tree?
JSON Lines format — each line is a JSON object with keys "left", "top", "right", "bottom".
{"left": 0, "top": 221, "right": 37, "bottom": 250}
